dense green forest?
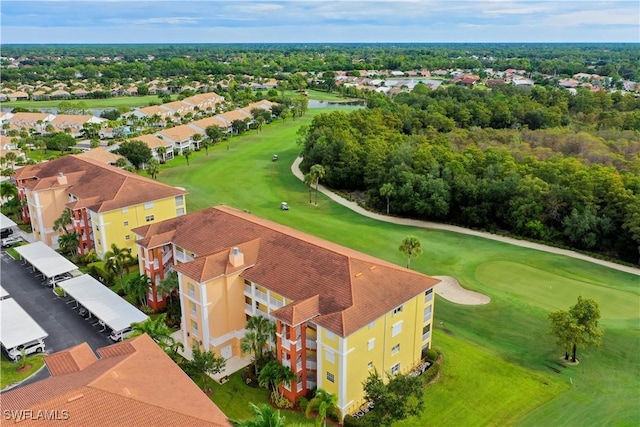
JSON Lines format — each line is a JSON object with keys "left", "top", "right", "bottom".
{"left": 2, "top": 43, "right": 639, "bottom": 82}
{"left": 299, "top": 87, "right": 640, "bottom": 264}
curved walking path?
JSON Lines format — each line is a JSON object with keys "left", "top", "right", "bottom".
{"left": 292, "top": 157, "right": 640, "bottom": 276}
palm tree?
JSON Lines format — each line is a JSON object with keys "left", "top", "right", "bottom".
{"left": 205, "top": 125, "right": 224, "bottom": 153}
{"left": 156, "top": 146, "right": 167, "bottom": 163}
{"left": 0, "top": 180, "right": 17, "bottom": 201}
{"left": 4, "top": 152, "right": 17, "bottom": 170}
{"left": 304, "top": 173, "right": 314, "bottom": 204}
{"left": 130, "top": 314, "right": 175, "bottom": 350}
{"left": 192, "top": 133, "right": 202, "bottom": 151}
{"left": 124, "top": 273, "right": 151, "bottom": 307}
{"left": 183, "top": 148, "right": 192, "bottom": 166}
{"left": 309, "top": 164, "right": 325, "bottom": 206}
{"left": 147, "top": 158, "right": 160, "bottom": 179}
{"left": 236, "top": 403, "right": 286, "bottom": 427}
{"left": 241, "top": 316, "right": 276, "bottom": 376}
{"left": 380, "top": 183, "right": 395, "bottom": 215}
{"left": 103, "top": 243, "right": 134, "bottom": 289}
{"left": 399, "top": 236, "right": 423, "bottom": 269}
{"left": 157, "top": 270, "right": 179, "bottom": 304}
{"left": 258, "top": 360, "right": 296, "bottom": 402}
{"left": 58, "top": 232, "right": 80, "bottom": 257}
{"left": 306, "top": 389, "right": 339, "bottom": 427}
{"left": 53, "top": 208, "right": 74, "bottom": 235}
{"left": 185, "top": 344, "right": 226, "bottom": 393}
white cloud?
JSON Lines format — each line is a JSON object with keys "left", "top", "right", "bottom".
{"left": 134, "top": 17, "right": 200, "bottom": 25}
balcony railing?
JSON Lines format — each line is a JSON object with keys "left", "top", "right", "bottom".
{"left": 162, "top": 251, "right": 172, "bottom": 265}
{"left": 296, "top": 361, "right": 302, "bottom": 372}
{"left": 269, "top": 296, "right": 284, "bottom": 308}
{"left": 305, "top": 339, "right": 317, "bottom": 350}
{"left": 297, "top": 382, "right": 303, "bottom": 392}
{"left": 254, "top": 289, "right": 268, "bottom": 304}
{"left": 174, "top": 251, "right": 193, "bottom": 263}
{"left": 306, "top": 380, "right": 316, "bottom": 390}
{"left": 422, "top": 331, "right": 431, "bottom": 341}
{"left": 244, "top": 284, "right": 252, "bottom": 294}
{"left": 306, "top": 356, "right": 317, "bottom": 370}
{"left": 283, "top": 359, "right": 291, "bottom": 368}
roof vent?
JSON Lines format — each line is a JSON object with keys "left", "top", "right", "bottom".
{"left": 355, "top": 272, "right": 363, "bottom": 278}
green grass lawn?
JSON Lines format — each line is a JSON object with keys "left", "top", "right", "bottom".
{"left": 155, "top": 109, "right": 640, "bottom": 426}
{"left": 202, "top": 371, "right": 313, "bottom": 425}
{"left": 2, "top": 95, "right": 175, "bottom": 110}
{"left": 397, "top": 331, "right": 568, "bottom": 427}
{"left": 0, "top": 354, "right": 45, "bottom": 390}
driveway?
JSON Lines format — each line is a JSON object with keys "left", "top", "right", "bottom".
{"left": 1, "top": 249, "right": 112, "bottom": 388}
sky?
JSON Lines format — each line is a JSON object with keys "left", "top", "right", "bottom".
{"left": 1, "top": 1, "right": 639, "bottom": 44}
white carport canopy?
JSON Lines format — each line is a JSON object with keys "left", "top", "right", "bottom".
{"left": 0, "top": 286, "right": 8, "bottom": 299}
{"left": 0, "top": 298, "right": 48, "bottom": 349}
{"left": 58, "top": 274, "right": 148, "bottom": 333}
{"left": 1, "top": 213, "right": 17, "bottom": 230}
{"left": 14, "top": 241, "right": 78, "bottom": 278}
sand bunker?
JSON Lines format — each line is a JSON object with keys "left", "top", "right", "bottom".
{"left": 433, "top": 276, "right": 491, "bottom": 305}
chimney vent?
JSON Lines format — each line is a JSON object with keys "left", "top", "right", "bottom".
{"left": 56, "top": 172, "right": 68, "bottom": 185}
{"left": 229, "top": 247, "right": 244, "bottom": 267}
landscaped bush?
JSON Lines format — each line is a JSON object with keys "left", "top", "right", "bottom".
{"left": 422, "top": 362, "right": 440, "bottom": 384}
{"left": 343, "top": 414, "right": 374, "bottom": 427}
{"left": 424, "top": 348, "right": 440, "bottom": 362}
{"left": 296, "top": 396, "right": 308, "bottom": 412}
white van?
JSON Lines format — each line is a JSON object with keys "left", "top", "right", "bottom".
{"left": 109, "top": 327, "right": 134, "bottom": 342}
{"left": 6, "top": 339, "right": 46, "bottom": 361}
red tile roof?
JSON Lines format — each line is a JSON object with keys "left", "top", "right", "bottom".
{"left": 14, "top": 155, "right": 186, "bottom": 213}
{"left": 1, "top": 334, "right": 230, "bottom": 426}
{"left": 134, "top": 206, "right": 439, "bottom": 336}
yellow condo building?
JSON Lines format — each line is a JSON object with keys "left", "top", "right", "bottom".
{"left": 133, "top": 206, "right": 439, "bottom": 418}
{"left": 14, "top": 155, "right": 187, "bottom": 308}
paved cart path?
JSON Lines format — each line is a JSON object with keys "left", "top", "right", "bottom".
{"left": 292, "top": 157, "right": 640, "bottom": 277}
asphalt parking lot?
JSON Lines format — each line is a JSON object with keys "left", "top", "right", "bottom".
{"left": 1, "top": 248, "right": 113, "bottom": 387}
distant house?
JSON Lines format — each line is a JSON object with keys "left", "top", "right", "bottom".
{"left": 157, "top": 124, "right": 200, "bottom": 154}
{"left": 7, "top": 91, "right": 29, "bottom": 101}
{"left": 50, "top": 89, "right": 71, "bottom": 99}
{"left": 132, "top": 133, "right": 175, "bottom": 161}
{"left": 71, "top": 88, "right": 89, "bottom": 98}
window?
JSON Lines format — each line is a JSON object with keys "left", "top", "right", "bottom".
{"left": 145, "top": 215, "right": 154, "bottom": 222}
{"left": 123, "top": 220, "right": 129, "bottom": 226}
{"left": 425, "top": 288, "right": 434, "bottom": 303}
{"left": 190, "top": 302, "right": 197, "bottom": 317}
{"left": 423, "top": 306, "right": 432, "bottom": 322}
{"left": 326, "top": 372, "right": 334, "bottom": 383}
{"left": 392, "top": 321, "right": 403, "bottom": 337}
{"left": 368, "top": 321, "right": 376, "bottom": 329}
{"left": 121, "top": 207, "right": 128, "bottom": 214}
{"left": 175, "top": 195, "right": 184, "bottom": 206}
{"left": 368, "top": 362, "right": 374, "bottom": 370}
{"left": 191, "top": 320, "right": 199, "bottom": 337}
{"left": 422, "top": 324, "right": 431, "bottom": 341}
{"left": 368, "top": 338, "right": 375, "bottom": 351}
{"left": 188, "top": 283, "right": 195, "bottom": 299}
{"left": 144, "top": 202, "right": 154, "bottom": 210}
{"left": 391, "top": 344, "right": 400, "bottom": 355}
{"left": 391, "top": 363, "right": 400, "bottom": 375}
{"left": 125, "top": 235, "right": 130, "bottom": 241}
{"left": 392, "top": 305, "right": 403, "bottom": 315}
{"left": 325, "top": 350, "right": 335, "bottom": 363}
{"left": 325, "top": 331, "right": 335, "bottom": 341}
{"left": 148, "top": 291, "right": 154, "bottom": 301}
{"left": 176, "top": 208, "right": 185, "bottom": 216}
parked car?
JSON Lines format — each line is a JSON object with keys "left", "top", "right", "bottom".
{"left": 280, "top": 202, "right": 289, "bottom": 210}
{"left": 47, "top": 272, "right": 73, "bottom": 287}
{"left": 1, "top": 228, "right": 13, "bottom": 239}
{"left": 272, "top": 154, "right": 279, "bottom": 162}
{"left": 1, "top": 235, "right": 22, "bottom": 248}
{"left": 109, "top": 327, "right": 134, "bottom": 342}
{"left": 5, "top": 339, "right": 46, "bottom": 361}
